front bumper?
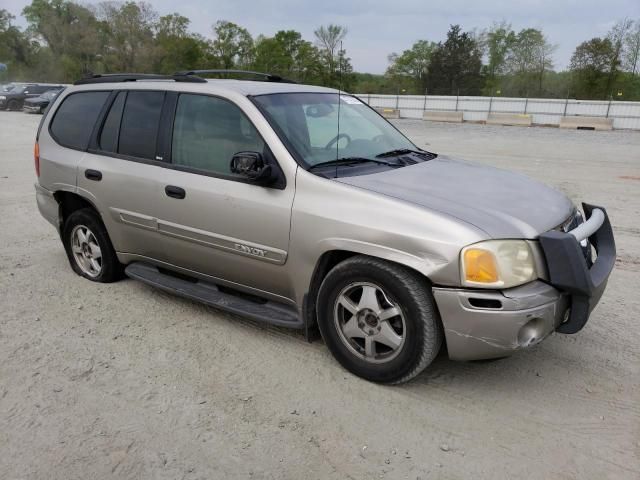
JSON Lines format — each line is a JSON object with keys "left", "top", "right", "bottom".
{"left": 23, "top": 104, "right": 42, "bottom": 113}
{"left": 538, "top": 203, "right": 615, "bottom": 334}
{"left": 433, "top": 282, "right": 569, "bottom": 360}
{"left": 434, "top": 203, "right": 615, "bottom": 361}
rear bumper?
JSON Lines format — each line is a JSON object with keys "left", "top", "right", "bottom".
{"left": 35, "top": 183, "right": 60, "bottom": 231}
{"left": 434, "top": 203, "right": 615, "bottom": 361}
{"left": 433, "top": 282, "right": 569, "bottom": 361}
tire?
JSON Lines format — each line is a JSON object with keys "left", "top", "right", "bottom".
{"left": 7, "top": 99, "right": 19, "bottom": 111}
{"left": 62, "top": 208, "right": 123, "bottom": 283}
{"left": 317, "top": 255, "right": 443, "bottom": 384}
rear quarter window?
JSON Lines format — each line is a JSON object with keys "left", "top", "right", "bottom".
{"left": 50, "top": 91, "right": 110, "bottom": 150}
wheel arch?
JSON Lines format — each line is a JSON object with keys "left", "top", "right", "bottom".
{"left": 53, "top": 191, "right": 100, "bottom": 233}
{"left": 302, "top": 243, "right": 436, "bottom": 334}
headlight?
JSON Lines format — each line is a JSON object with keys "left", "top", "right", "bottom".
{"left": 0, "top": 96, "right": 6, "bottom": 100}
{"left": 461, "top": 240, "right": 541, "bottom": 288}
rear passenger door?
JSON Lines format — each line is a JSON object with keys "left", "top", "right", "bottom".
{"left": 153, "top": 93, "right": 295, "bottom": 299}
{"left": 76, "top": 89, "right": 169, "bottom": 259}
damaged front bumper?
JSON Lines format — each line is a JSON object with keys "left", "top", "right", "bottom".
{"left": 433, "top": 203, "right": 615, "bottom": 361}
{"left": 433, "top": 281, "right": 569, "bottom": 361}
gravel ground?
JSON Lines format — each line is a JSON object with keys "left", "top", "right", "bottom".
{"left": 1, "top": 111, "right": 639, "bottom": 480}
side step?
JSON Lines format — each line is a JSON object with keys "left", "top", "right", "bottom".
{"left": 125, "top": 262, "right": 303, "bottom": 329}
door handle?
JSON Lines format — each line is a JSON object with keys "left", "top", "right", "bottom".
{"left": 165, "top": 185, "right": 186, "bottom": 199}
{"left": 85, "top": 169, "right": 102, "bottom": 181}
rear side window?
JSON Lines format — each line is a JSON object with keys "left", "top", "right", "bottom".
{"left": 50, "top": 91, "right": 110, "bottom": 150}
{"left": 99, "top": 91, "right": 126, "bottom": 153}
{"left": 118, "top": 91, "right": 165, "bottom": 160}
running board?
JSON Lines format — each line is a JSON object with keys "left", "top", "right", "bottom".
{"left": 125, "top": 262, "right": 303, "bottom": 329}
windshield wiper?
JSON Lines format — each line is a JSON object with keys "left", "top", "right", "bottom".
{"left": 308, "top": 157, "right": 396, "bottom": 171}
{"left": 376, "top": 148, "right": 436, "bottom": 160}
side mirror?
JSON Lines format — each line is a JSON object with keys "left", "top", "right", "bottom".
{"left": 230, "top": 151, "right": 276, "bottom": 186}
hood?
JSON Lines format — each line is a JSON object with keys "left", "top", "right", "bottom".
{"left": 336, "top": 156, "right": 573, "bottom": 238}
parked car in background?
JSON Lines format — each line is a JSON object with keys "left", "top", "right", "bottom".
{"left": 23, "top": 89, "right": 64, "bottom": 114}
{"left": 0, "top": 84, "right": 64, "bottom": 111}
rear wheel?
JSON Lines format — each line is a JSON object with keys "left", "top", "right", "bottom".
{"left": 62, "top": 208, "right": 123, "bottom": 282}
{"left": 7, "top": 99, "right": 19, "bottom": 111}
{"left": 317, "top": 256, "right": 443, "bottom": 384}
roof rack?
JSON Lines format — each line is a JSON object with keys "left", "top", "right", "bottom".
{"left": 175, "top": 69, "right": 297, "bottom": 84}
{"left": 74, "top": 73, "right": 207, "bottom": 85}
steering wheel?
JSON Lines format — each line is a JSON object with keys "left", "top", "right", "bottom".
{"left": 325, "top": 133, "right": 352, "bottom": 150}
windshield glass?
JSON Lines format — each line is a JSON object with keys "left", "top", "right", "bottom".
{"left": 252, "top": 93, "right": 417, "bottom": 167}
{"left": 42, "top": 90, "right": 59, "bottom": 99}
{"left": 9, "top": 86, "right": 26, "bottom": 94}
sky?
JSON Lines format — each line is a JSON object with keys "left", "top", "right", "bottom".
{"left": 2, "top": 0, "right": 640, "bottom": 73}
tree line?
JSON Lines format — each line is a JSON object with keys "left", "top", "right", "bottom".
{"left": 0, "top": 1, "right": 352, "bottom": 88}
{"left": 382, "top": 20, "right": 640, "bottom": 100}
{"left": 1, "top": 1, "right": 639, "bottom": 100}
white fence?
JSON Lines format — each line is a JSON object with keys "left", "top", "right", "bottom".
{"left": 356, "top": 94, "right": 640, "bottom": 130}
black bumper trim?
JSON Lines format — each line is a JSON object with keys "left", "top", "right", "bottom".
{"left": 539, "top": 203, "right": 616, "bottom": 334}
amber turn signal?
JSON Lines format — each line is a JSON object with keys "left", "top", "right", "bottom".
{"left": 463, "top": 248, "right": 499, "bottom": 283}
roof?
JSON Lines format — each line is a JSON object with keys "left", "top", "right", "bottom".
{"left": 203, "top": 79, "right": 339, "bottom": 96}
{"left": 71, "top": 75, "right": 340, "bottom": 97}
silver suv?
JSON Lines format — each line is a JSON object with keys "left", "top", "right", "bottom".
{"left": 34, "top": 71, "right": 616, "bottom": 383}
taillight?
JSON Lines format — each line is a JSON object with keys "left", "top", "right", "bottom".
{"left": 34, "top": 142, "right": 40, "bottom": 177}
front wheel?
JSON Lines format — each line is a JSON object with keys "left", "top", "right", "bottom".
{"left": 317, "top": 256, "right": 443, "bottom": 384}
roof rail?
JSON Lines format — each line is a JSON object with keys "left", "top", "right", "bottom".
{"left": 74, "top": 73, "right": 207, "bottom": 85}
{"left": 175, "top": 69, "right": 297, "bottom": 84}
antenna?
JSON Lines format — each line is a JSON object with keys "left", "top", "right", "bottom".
{"left": 335, "top": 40, "right": 344, "bottom": 177}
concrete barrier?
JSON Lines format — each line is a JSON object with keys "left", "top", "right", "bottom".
{"left": 559, "top": 116, "right": 613, "bottom": 130}
{"left": 375, "top": 107, "right": 400, "bottom": 119}
{"left": 486, "top": 113, "right": 532, "bottom": 126}
{"left": 423, "top": 110, "right": 463, "bottom": 123}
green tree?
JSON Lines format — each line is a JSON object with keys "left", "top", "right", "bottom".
{"left": 211, "top": 20, "right": 254, "bottom": 69}
{"left": 154, "top": 14, "right": 209, "bottom": 73}
{"left": 23, "top": 0, "right": 103, "bottom": 79}
{"left": 605, "top": 19, "right": 633, "bottom": 90}
{"left": 505, "top": 28, "right": 555, "bottom": 96}
{"left": 427, "top": 25, "right": 483, "bottom": 95}
{"left": 253, "top": 30, "right": 322, "bottom": 82}
{"left": 480, "top": 21, "right": 516, "bottom": 94}
{"left": 624, "top": 20, "right": 640, "bottom": 76}
{"left": 570, "top": 38, "right": 616, "bottom": 98}
{"left": 94, "top": 2, "right": 158, "bottom": 73}
{"left": 0, "top": 10, "right": 32, "bottom": 69}
{"left": 386, "top": 40, "right": 437, "bottom": 93}
{"left": 314, "top": 24, "right": 348, "bottom": 86}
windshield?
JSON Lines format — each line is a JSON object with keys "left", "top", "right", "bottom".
{"left": 252, "top": 93, "right": 417, "bottom": 168}
{"left": 42, "top": 90, "right": 59, "bottom": 99}
{"left": 9, "top": 85, "right": 26, "bottom": 94}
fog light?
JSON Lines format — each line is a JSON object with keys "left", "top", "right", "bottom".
{"left": 517, "top": 318, "right": 545, "bottom": 348}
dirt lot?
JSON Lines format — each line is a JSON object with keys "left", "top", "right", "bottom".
{"left": 1, "top": 111, "right": 639, "bottom": 480}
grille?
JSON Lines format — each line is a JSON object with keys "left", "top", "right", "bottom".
{"left": 555, "top": 209, "right": 593, "bottom": 265}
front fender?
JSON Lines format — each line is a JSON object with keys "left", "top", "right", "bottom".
{"left": 315, "top": 237, "right": 449, "bottom": 279}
